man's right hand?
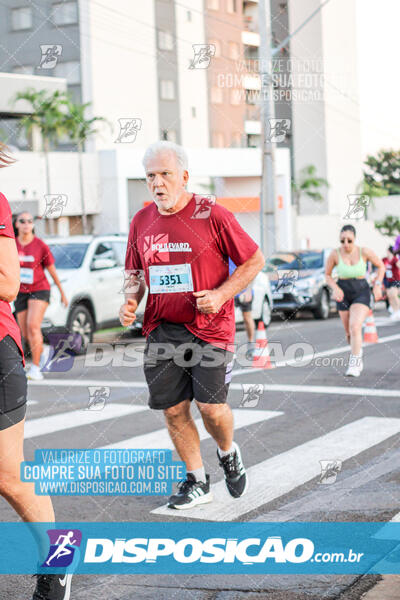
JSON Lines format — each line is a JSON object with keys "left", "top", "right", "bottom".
{"left": 119, "top": 298, "right": 138, "bottom": 327}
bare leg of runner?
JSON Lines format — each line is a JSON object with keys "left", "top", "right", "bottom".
{"left": 164, "top": 400, "right": 203, "bottom": 470}
{"left": 349, "top": 303, "right": 370, "bottom": 356}
{"left": 338, "top": 310, "right": 350, "bottom": 343}
{"left": 196, "top": 402, "right": 234, "bottom": 452}
{"left": 0, "top": 419, "right": 54, "bottom": 561}
{"left": 242, "top": 310, "right": 255, "bottom": 343}
{"left": 26, "top": 300, "right": 48, "bottom": 367}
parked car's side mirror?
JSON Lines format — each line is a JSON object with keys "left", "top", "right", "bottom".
{"left": 91, "top": 257, "right": 117, "bottom": 270}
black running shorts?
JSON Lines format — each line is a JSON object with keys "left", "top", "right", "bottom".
{"left": 234, "top": 296, "right": 253, "bottom": 313}
{"left": 143, "top": 322, "right": 234, "bottom": 410}
{"left": 14, "top": 289, "right": 50, "bottom": 314}
{"left": 0, "top": 335, "right": 27, "bottom": 430}
{"left": 336, "top": 278, "right": 371, "bottom": 311}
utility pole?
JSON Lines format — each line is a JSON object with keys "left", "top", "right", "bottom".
{"left": 258, "top": 0, "right": 276, "bottom": 257}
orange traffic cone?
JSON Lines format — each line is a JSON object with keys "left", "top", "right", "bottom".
{"left": 363, "top": 310, "right": 379, "bottom": 344}
{"left": 252, "top": 322, "right": 274, "bottom": 368}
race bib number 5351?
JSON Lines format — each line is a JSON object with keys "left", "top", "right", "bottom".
{"left": 149, "top": 263, "right": 193, "bottom": 294}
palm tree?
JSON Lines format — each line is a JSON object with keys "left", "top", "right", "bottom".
{"left": 14, "top": 89, "right": 66, "bottom": 233}
{"left": 61, "top": 97, "right": 107, "bottom": 233}
{"left": 292, "top": 165, "right": 329, "bottom": 215}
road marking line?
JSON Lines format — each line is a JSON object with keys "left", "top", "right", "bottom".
{"left": 102, "top": 409, "right": 283, "bottom": 450}
{"left": 232, "top": 331, "right": 400, "bottom": 377}
{"left": 152, "top": 416, "right": 400, "bottom": 520}
{"left": 28, "top": 379, "right": 146, "bottom": 388}
{"left": 232, "top": 384, "right": 400, "bottom": 398}
{"left": 26, "top": 378, "right": 400, "bottom": 398}
{"left": 24, "top": 403, "right": 147, "bottom": 439}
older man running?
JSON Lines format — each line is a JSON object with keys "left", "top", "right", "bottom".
{"left": 120, "top": 141, "right": 264, "bottom": 509}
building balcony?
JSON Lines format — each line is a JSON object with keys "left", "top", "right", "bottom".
{"left": 244, "top": 120, "right": 261, "bottom": 135}
{"left": 243, "top": 74, "right": 261, "bottom": 91}
{"left": 243, "top": 15, "right": 258, "bottom": 33}
{"left": 241, "top": 30, "right": 260, "bottom": 47}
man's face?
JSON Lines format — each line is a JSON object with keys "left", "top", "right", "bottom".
{"left": 145, "top": 152, "right": 188, "bottom": 212}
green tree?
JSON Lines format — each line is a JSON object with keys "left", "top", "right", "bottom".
{"left": 363, "top": 149, "right": 400, "bottom": 196}
{"left": 61, "top": 97, "right": 108, "bottom": 233}
{"left": 374, "top": 215, "right": 400, "bottom": 237}
{"left": 14, "top": 88, "right": 66, "bottom": 199}
{"left": 292, "top": 165, "right": 329, "bottom": 214}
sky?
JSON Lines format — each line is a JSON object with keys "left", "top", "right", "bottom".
{"left": 356, "top": 0, "right": 400, "bottom": 157}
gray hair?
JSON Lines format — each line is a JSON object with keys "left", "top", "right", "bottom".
{"left": 142, "top": 141, "right": 188, "bottom": 172}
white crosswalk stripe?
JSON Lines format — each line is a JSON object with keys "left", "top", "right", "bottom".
{"left": 24, "top": 395, "right": 400, "bottom": 523}
{"left": 24, "top": 403, "right": 147, "bottom": 439}
{"left": 101, "top": 409, "right": 283, "bottom": 450}
{"left": 152, "top": 416, "right": 400, "bottom": 520}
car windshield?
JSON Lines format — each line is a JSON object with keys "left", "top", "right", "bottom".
{"left": 265, "top": 251, "right": 324, "bottom": 271}
{"left": 48, "top": 243, "right": 89, "bottom": 269}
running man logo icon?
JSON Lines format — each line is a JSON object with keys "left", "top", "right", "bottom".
{"left": 240, "top": 384, "right": 265, "bottom": 408}
{"left": 275, "top": 270, "right": 298, "bottom": 292}
{"left": 318, "top": 460, "right": 342, "bottom": 485}
{"left": 191, "top": 195, "right": 216, "bottom": 219}
{"left": 343, "top": 195, "right": 370, "bottom": 220}
{"left": 189, "top": 44, "right": 216, "bottom": 69}
{"left": 115, "top": 118, "right": 142, "bottom": 143}
{"left": 41, "top": 333, "right": 82, "bottom": 372}
{"left": 268, "top": 118, "right": 291, "bottom": 143}
{"left": 43, "top": 194, "right": 68, "bottom": 219}
{"left": 86, "top": 386, "right": 110, "bottom": 411}
{"left": 38, "top": 44, "right": 62, "bottom": 69}
{"left": 121, "top": 269, "right": 145, "bottom": 294}
{"left": 42, "top": 529, "right": 82, "bottom": 568}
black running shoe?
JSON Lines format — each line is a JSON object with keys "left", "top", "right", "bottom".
{"left": 218, "top": 443, "right": 248, "bottom": 498}
{"left": 168, "top": 473, "right": 212, "bottom": 509}
{"left": 32, "top": 573, "right": 73, "bottom": 600}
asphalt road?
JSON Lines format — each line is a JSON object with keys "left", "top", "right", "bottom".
{"left": 1, "top": 306, "right": 400, "bottom": 599}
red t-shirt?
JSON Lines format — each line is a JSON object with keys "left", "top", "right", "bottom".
{"left": 16, "top": 237, "right": 54, "bottom": 293}
{"left": 0, "top": 193, "right": 24, "bottom": 363}
{"left": 125, "top": 194, "right": 259, "bottom": 349}
{"left": 383, "top": 256, "right": 400, "bottom": 282}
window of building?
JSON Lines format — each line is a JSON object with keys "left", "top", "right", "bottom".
{"left": 12, "top": 64, "right": 34, "bottom": 75}
{"left": 160, "top": 80, "right": 175, "bottom": 100}
{"left": 191, "top": 106, "right": 196, "bottom": 117}
{"left": 211, "top": 86, "right": 223, "bottom": 104}
{"left": 52, "top": 2, "right": 78, "bottom": 25}
{"left": 209, "top": 40, "right": 221, "bottom": 57}
{"left": 161, "top": 129, "right": 177, "bottom": 142}
{"left": 230, "top": 89, "right": 241, "bottom": 105}
{"left": 227, "top": 0, "right": 237, "bottom": 13}
{"left": 11, "top": 7, "right": 32, "bottom": 31}
{"left": 187, "top": 11, "right": 192, "bottom": 21}
{"left": 228, "top": 41, "right": 240, "bottom": 60}
{"left": 158, "top": 30, "right": 174, "bottom": 51}
{"left": 207, "top": 0, "right": 219, "bottom": 10}
{"left": 212, "top": 132, "right": 224, "bottom": 147}
{"left": 54, "top": 61, "right": 81, "bottom": 85}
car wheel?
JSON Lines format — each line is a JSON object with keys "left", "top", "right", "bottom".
{"left": 67, "top": 304, "right": 94, "bottom": 354}
{"left": 260, "top": 297, "right": 272, "bottom": 328}
{"left": 313, "top": 289, "right": 330, "bottom": 320}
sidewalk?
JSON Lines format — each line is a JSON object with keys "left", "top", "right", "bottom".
{"left": 361, "top": 575, "right": 400, "bottom": 599}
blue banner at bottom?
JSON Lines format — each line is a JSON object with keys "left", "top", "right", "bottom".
{"left": 0, "top": 522, "right": 399, "bottom": 574}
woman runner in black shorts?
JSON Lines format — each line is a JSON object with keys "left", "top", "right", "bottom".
{"left": 325, "top": 225, "right": 384, "bottom": 377}
{"left": 13, "top": 211, "right": 68, "bottom": 380}
{"left": 0, "top": 144, "right": 72, "bottom": 598}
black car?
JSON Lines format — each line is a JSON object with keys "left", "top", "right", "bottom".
{"left": 265, "top": 249, "right": 334, "bottom": 319}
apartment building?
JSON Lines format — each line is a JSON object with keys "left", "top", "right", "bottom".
{"left": 0, "top": 0, "right": 293, "bottom": 247}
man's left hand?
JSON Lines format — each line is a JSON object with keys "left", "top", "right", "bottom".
{"left": 193, "top": 289, "right": 226, "bottom": 314}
